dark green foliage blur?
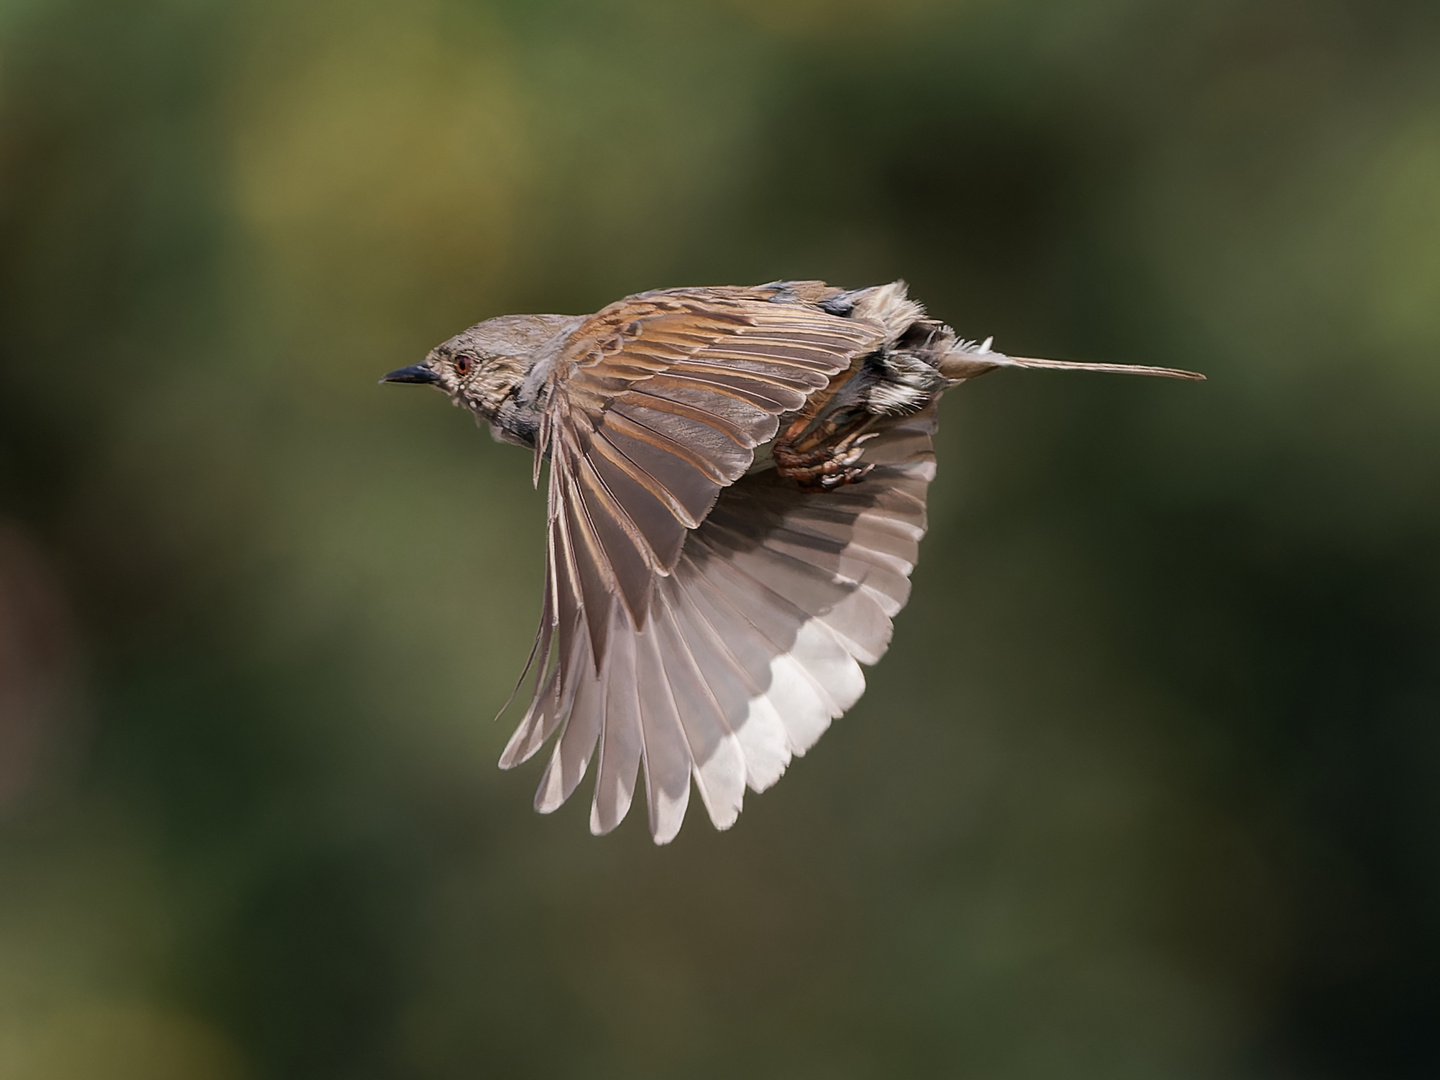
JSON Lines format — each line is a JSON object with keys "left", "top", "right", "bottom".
{"left": 3, "top": 0, "right": 1439, "bottom": 1076}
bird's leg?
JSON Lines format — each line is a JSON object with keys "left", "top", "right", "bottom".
{"left": 773, "top": 410, "right": 878, "bottom": 490}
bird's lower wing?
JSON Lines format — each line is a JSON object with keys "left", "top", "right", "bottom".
{"left": 500, "top": 404, "right": 938, "bottom": 843}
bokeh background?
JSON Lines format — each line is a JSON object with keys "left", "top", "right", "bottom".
{"left": 3, "top": 0, "right": 1439, "bottom": 1076}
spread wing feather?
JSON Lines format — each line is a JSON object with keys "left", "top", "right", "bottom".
{"left": 502, "top": 281, "right": 939, "bottom": 841}
{"left": 506, "top": 391, "right": 940, "bottom": 841}
{"left": 539, "top": 284, "right": 884, "bottom": 661}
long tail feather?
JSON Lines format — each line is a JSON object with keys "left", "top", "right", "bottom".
{"left": 941, "top": 348, "right": 1205, "bottom": 382}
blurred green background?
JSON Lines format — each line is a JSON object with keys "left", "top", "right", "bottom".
{"left": 3, "top": 0, "right": 1439, "bottom": 1076}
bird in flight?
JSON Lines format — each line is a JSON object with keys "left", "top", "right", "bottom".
{"left": 382, "top": 280, "right": 1202, "bottom": 843}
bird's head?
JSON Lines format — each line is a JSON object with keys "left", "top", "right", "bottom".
{"left": 381, "top": 313, "right": 579, "bottom": 445}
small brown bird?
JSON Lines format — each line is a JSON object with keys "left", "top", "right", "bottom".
{"left": 382, "top": 281, "right": 1201, "bottom": 843}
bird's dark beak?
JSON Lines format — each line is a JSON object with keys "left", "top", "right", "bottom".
{"left": 379, "top": 363, "right": 440, "bottom": 385}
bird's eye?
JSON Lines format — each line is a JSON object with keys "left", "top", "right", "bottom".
{"left": 454, "top": 356, "right": 473, "bottom": 376}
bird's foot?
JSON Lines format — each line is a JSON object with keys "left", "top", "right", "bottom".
{"left": 774, "top": 430, "right": 878, "bottom": 490}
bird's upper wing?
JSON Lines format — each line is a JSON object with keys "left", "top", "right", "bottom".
{"left": 531, "top": 283, "right": 884, "bottom": 661}
{"left": 500, "top": 280, "right": 942, "bottom": 843}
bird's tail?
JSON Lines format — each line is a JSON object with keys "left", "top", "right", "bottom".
{"left": 939, "top": 340, "right": 1205, "bottom": 382}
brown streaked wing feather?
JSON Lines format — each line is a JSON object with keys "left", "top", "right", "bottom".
{"left": 515, "top": 404, "right": 941, "bottom": 841}
{"left": 540, "top": 285, "right": 886, "bottom": 657}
